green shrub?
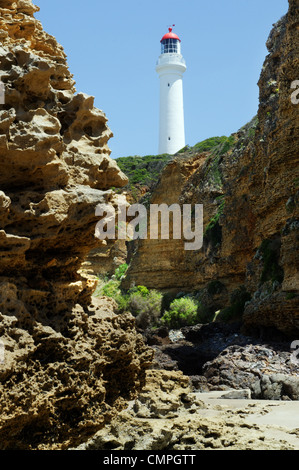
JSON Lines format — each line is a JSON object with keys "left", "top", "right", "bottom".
{"left": 161, "top": 297, "right": 199, "bottom": 329}
{"left": 136, "top": 285, "right": 149, "bottom": 297}
{"left": 193, "top": 136, "right": 229, "bottom": 153}
{"left": 114, "top": 263, "right": 129, "bottom": 280}
{"left": 116, "top": 292, "right": 130, "bottom": 311}
{"left": 116, "top": 154, "right": 171, "bottom": 189}
{"left": 94, "top": 274, "right": 162, "bottom": 329}
{"left": 128, "top": 289, "right": 163, "bottom": 329}
{"left": 96, "top": 279, "right": 128, "bottom": 308}
{"left": 100, "top": 280, "right": 121, "bottom": 298}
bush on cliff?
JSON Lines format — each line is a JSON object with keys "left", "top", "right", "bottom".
{"left": 161, "top": 297, "right": 199, "bottom": 329}
{"left": 94, "top": 271, "right": 163, "bottom": 329}
{"left": 114, "top": 263, "right": 129, "bottom": 280}
{"left": 127, "top": 287, "right": 163, "bottom": 329}
{"left": 193, "top": 136, "right": 234, "bottom": 153}
{"left": 115, "top": 154, "right": 171, "bottom": 189}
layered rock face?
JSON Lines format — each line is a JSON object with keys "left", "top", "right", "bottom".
{"left": 241, "top": 1, "right": 299, "bottom": 335}
{"left": 0, "top": 0, "right": 152, "bottom": 449}
{"left": 124, "top": 0, "right": 299, "bottom": 336}
{"left": 122, "top": 154, "right": 205, "bottom": 291}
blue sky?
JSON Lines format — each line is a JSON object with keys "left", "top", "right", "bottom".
{"left": 35, "top": 0, "right": 288, "bottom": 159}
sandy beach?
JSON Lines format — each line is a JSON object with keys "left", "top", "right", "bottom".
{"left": 196, "top": 391, "right": 299, "bottom": 449}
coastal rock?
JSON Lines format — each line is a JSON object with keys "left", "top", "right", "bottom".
{"left": 220, "top": 389, "right": 252, "bottom": 400}
{"left": 259, "top": 374, "right": 299, "bottom": 401}
{"left": 0, "top": 0, "right": 152, "bottom": 450}
{"left": 74, "top": 369, "right": 298, "bottom": 450}
{"left": 202, "top": 343, "right": 299, "bottom": 399}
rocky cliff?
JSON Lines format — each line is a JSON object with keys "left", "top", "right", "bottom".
{"left": 0, "top": 0, "right": 152, "bottom": 449}
{"left": 123, "top": 0, "right": 299, "bottom": 337}
{"left": 122, "top": 152, "right": 206, "bottom": 291}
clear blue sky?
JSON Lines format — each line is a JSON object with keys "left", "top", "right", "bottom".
{"left": 35, "top": 0, "right": 288, "bottom": 159}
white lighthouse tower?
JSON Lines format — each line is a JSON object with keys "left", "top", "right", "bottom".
{"left": 156, "top": 26, "right": 186, "bottom": 155}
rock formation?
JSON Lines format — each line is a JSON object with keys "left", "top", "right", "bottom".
{"left": 0, "top": 0, "right": 298, "bottom": 452}
{"left": 241, "top": 1, "right": 299, "bottom": 335}
{"left": 74, "top": 369, "right": 299, "bottom": 450}
{"left": 0, "top": 0, "right": 152, "bottom": 450}
{"left": 123, "top": 0, "right": 299, "bottom": 337}
{"left": 122, "top": 153, "right": 205, "bottom": 291}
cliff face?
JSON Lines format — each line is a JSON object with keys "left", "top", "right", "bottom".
{"left": 0, "top": 0, "right": 152, "bottom": 449}
{"left": 241, "top": 0, "right": 299, "bottom": 335}
{"left": 122, "top": 153, "right": 205, "bottom": 291}
{"left": 123, "top": 0, "right": 299, "bottom": 336}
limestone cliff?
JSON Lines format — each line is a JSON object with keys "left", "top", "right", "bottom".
{"left": 0, "top": 0, "right": 152, "bottom": 450}
{"left": 122, "top": 153, "right": 205, "bottom": 291}
{"left": 123, "top": 0, "right": 299, "bottom": 336}
{"left": 241, "top": 1, "right": 299, "bottom": 335}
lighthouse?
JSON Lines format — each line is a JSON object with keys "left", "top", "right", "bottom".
{"left": 156, "top": 26, "right": 186, "bottom": 155}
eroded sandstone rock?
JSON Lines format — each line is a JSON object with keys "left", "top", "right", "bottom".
{"left": 0, "top": 0, "right": 152, "bottom": 450}
{"left": 74, "top": 369, "right": 298, "bottom": 450}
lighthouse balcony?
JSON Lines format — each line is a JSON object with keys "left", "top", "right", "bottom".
{"left": 156, "top": 54, "right": 186, "bottom": 74}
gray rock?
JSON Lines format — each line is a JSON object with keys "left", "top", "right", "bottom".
{"left": 219, "top": 389, "right": 252, "bottom": 400}
{"left": 259, "top": 373, "right": 299, "bottom": 400}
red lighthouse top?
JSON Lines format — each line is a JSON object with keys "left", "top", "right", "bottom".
{"left": 160, "top": 26, "right": 181, "bottom": 43}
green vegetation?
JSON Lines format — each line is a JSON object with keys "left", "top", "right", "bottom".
{"left": 94, "top": 265, "right": 163, "bottom": 329}
{"left": 94, "top": 265, "right": 254, "bottom": 330}
{"left": 204, "top": 195, "right": 225, "bottom": 248}
{"left": 94, "top": 265, "right": 216, "bottom": 330}
{"left": 248, "top": 127, "right": 256, "bottom": 139}
{"left": 126, "top": 287, "right": 163, "bottom": 329}
{"left": 161, "top": 291, "right": 217, "bottom": 328}
{"left": 193, "top": 136, "right": 234, "bottom": 154}
{"left": 200, "top": 136, "right": 235, "bottom": 189}
{"left": 115, "top": 135, "right": 235, "bottom": 198}
{"left": 177, "top": 145, "right": 190, "bottom": 153}
{"left": 116, "top": 154, "right": 171, "bottom": 188}
{"left": 100, "top": 279, "right": 121, "bottom": 299}
{"left": 161, "top": 296, "right": 199, "bottom": 329}
{"left": 114, "top": 263, "right": 129, "bottom": 280}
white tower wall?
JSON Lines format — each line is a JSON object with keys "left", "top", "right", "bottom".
{"left": 156, "top": 48, "right": 186, "bottom": 155}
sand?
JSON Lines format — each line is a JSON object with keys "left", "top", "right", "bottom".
{"left": 195, "top": 391, "right": 299, "bottom": 449}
